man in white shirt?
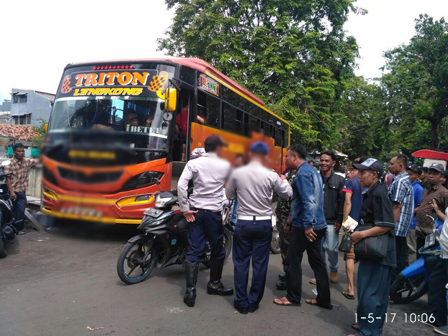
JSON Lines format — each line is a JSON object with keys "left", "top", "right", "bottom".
{"left": 427, "top": 205, "right": 448, "bottom": 334}
{"left": 177, "top": 135, "right": 233, "bottom": 308}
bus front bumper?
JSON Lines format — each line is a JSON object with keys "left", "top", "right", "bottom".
{"left": 42, "top": 207, "right": 142, "bottom": 225}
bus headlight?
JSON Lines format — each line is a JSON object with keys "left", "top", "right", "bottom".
{"left": 116, "top": 194, "right": 155, "bottom": 207}
{"left": 121, "top": 172, "right": 163, "bottom": 192}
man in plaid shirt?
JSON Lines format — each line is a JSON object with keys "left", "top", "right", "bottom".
{"left": 388, "top": 154, "right": 414, "bottom": 278}
{"left": 4, "top": 143, "right": 38, "bottom": 234}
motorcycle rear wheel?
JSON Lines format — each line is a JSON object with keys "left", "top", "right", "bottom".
{"left": 117, "top": 241, "right": 156, "bottom": 285}
{"left": 0, "top": 238, "right": 6, "bottom": 258}
{"left": 202, "top": 228, "right": 233, "bottom": 268}
{"left": 390, "top": 273, "right": 428, "bottom": 304}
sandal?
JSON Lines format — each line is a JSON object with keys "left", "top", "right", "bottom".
{"left": 309, "top": 278, "right": 316, "bottom": 285}
{"left": 341, "top": 290, "right": 355, "bottom": 300}
{"left": 273, "top": 297, "right": 300, "bottom": 307}
{"left": 305, "top": 299, "right": 333, "bottom": 310}
{"left": 351, "top": 324, "right": 360, "bottom": 332}
{"left": 18, "top": 231, "right": 25, "bottom": 235}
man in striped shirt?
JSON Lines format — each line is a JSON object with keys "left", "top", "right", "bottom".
{"left": 388, "top": 154, "right": 414, "bottom": 279}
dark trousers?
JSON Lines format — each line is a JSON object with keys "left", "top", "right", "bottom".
{"left": 428, "top": 258, "right": 448, "bottom": 327}
{"left": 279, "top": 224, "right": 290, "bottom": 273}
{"left": 392, "top": 236, "right": 409, "bottom": 280}
{"left": 186, "top": 210, "right": 225, "bottom": 263}
{"left": 13, "top": 191, "right": 26, "bottom": 231}
{"left": 357, "top": 260, "right": 391, "bottom": 335}
{"left": 233, "top": 219, "right": 272, "bottom": 309}
{"left": 286, "top": 227, "right": 331, "bottom": 306}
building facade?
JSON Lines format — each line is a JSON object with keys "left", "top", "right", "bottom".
{"left": 10, "top": 89, "right": 54, "bottom": 126}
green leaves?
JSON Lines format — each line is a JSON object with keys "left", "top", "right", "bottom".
{"left": 381, "top": 14, "right": 448, "bottom": 151}
{"left": 158, "top": 3, "right": 446, "bottom": 156}
{"left": 158, "top": 0, "right": 358, "bottom": 149}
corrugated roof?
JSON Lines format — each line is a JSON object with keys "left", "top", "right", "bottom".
{"left": 0, "top": 124, "right": 38, "bottom": 141}
{"left": 35, "top": 91, "right": 55, "bottom": 103}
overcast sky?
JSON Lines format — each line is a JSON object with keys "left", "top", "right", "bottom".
{"left": 0, "top": 0, "right": 447, "bottom": 103}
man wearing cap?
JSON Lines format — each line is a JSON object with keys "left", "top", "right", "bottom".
{"left": 226, "top": 142, "right": 292, "bottom": 314}
{"left": 274, "top": 144, "right": 332, "bottom": 309}
{"left": 177, "top": 134, "right": 233, "bottom": 308}
{"left": 415, "top": 163, "right": 448, "bottom": 253}
{"left": 348, "top": 158, "right": 395, "bottom": 336}
{"left": 388, "top": 154, "right": 414, "bottom": 279}
{"left": 407, "top": 165, "right": 424, "bottom": 263}
{"left": 420, "top": 167, "right": 430, "bottom": 189}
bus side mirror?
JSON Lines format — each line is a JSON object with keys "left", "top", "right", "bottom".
{"left": 44, "top": 124, "right": 48, "bottom": 133}
{"left": 164, "top": 88, "right": 177, "bottom": 112}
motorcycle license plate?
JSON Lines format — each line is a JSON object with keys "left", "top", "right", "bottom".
{"left": 144, "top": 208, "right": 164, "bottom": 218}
{"left": 424, "top": 233, "right": 437, "bottom": 249}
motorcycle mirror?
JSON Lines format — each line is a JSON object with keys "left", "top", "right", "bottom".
{"left": 154, "top": 178, "right": 162, "bottom": 191}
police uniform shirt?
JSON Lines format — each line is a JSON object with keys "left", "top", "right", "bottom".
{"left": 225, "top": 161, "right": 293, "bottom": 217}
{"left": 177, "top": 152, "right": 231, "bottom": 212}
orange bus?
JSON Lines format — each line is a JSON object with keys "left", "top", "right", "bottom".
{"left": 42, "top": 58, "right": 290, "bottom": 224}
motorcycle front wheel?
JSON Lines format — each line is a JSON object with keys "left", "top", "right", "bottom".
{"left": 0, "top": 237, "right": 7, "bottom": 258}
{"left": 270, "top": 224, "right": 281, "bottom": 254}
{"left": 117, "top": 241, "right": 156, "bottom": 285}
{"left": 390, "top": 273, "right": 428, "bottom": 304}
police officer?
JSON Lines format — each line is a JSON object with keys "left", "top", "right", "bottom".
{"left": 177, "top": 134, "right": 233, "bottom": 308}
{"left": 226, "top": 142, "right": 293, "bottom": 314}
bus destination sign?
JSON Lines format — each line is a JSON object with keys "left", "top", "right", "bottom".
{"left": 58, "top": 68, "right": 170, "bottom": 98}
{"left": 199, "top": 74, "right": 219, "bottom": 97}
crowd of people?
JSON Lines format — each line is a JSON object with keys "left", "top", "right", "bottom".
{"left": 177, "top": 134, "right": 448, "bottom": 336}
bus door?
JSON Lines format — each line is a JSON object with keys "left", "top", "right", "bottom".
{"left": 171, "top": 89, "right": 194, "bottom": 190}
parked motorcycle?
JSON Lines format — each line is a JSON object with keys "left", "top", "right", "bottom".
{"left": 117, "top": 190, "right": 233, "bottom": 285}
{"left": 270, "top": 214, "right": 281, "bottom": 254}
{"left": 0, "top": 168, "right": 18, "bottom": 258}
{"left": 389, "top": 216, "right": 441, "bottom": 304}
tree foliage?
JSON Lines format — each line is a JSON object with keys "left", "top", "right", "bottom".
{"left": 158, "top": 0, "right": 360, "bottom": 148}
{"left": 159, "top": 4, "right": 447, "bottom": 158}
{"left": 381, "top": 14, "right": 448, "bottom": 151}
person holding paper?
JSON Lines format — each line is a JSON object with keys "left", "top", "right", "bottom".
{"left": 341, "top": 156, "right": 367, "bottom": 300}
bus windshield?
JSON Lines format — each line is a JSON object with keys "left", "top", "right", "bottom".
{"left": 49, "top": 97, "right": 171, "bottom": 151}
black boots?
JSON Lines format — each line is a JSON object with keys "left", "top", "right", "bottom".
{"left": 207, "top": 259, "right": 234, "bottom": 296}
{"left": 184, "top": 261, "right": 199, "bottom": 307}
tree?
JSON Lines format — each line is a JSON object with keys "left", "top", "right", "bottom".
{"left": 158, "top": 0, "right": 360, "bottom": 149}
{"left": 31, "top": 118, "right": 47, "bottom": 147}
{"left": 381, "top": 14, "right": 448, "bottom": 150}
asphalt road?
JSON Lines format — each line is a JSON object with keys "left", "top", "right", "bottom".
{"left": 0, "top": 224, "right": 433, "bottom": 336}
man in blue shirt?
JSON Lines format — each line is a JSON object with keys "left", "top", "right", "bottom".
{"left": 274, "top": 144, "right": 332, "bottom": 309}
{"left": 407, "top": 165, "right": 424, "bottom": 263}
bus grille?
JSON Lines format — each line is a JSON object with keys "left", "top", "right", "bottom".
{"left": 57, "top": 167, "right": 123, "bottom": 184}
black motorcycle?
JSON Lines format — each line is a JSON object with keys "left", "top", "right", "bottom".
{"left": 0, "top": 172, "right": 18, "bottom": 258}
{"left": 117, "top": 191, "right": 233, "bottom": 285}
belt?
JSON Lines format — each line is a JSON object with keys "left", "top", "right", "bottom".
{"left": 238, "top": 215, "right": 272, "bottom": 221}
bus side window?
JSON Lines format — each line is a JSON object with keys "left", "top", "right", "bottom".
{"left": 248, "top": 115, "right": 258, "bottom": 136}
{"left": 243, "top": 113, "right": 250, "bottom": 137}
{"left": 205, "top": 94, "right": 220, "bottom": 128}
{"left": 222, "top": 103, "right": 237, "bottom": 133}
{"left": 274, "top": 127, "right": 282, "bottom": 146}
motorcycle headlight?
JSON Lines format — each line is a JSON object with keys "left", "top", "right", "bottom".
{"left": 121, "top": 172, "right": 163, "bottom": 191}
{"left": 155, "top": 194, "right": 174, "bottom": 208}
